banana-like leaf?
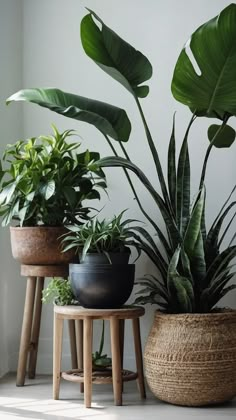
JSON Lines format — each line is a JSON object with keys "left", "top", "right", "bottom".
{"left": 95, "top": 156, "right": 181, "bottom": 249}
{"left": 208, "top": 124, "right": 236, "bottom": 148}
{"left": 81, "top": 10, "right": 152, "bottom": 98}
{"left": 184, "top": 188, "right": 205, "bottom": 256}
{"left": 7, "top": 88, "right": 131, "bottom": 142}
{"left": 172, "top": 4, "right": 236, "bottom": 118}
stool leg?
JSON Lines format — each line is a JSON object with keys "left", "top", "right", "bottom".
{"left": 110, "top": 317, "right": 122, "bottom": 406}
{"left": 28, "top": 276, "right": 45, "bottom": 379}
{"left": 119, "top": 319, "right": 125, "bottom": 393}
{"left": 68, "top": 320, "right": 78, "bottom": 369}
{"left": 83, "top": 317, "right": 93, "bottom": 408}
{"left": 132, "top": 318, "right": 146, "bottom": 399}
{"left": 75, "top": 319, "right": 84, "bottom": 393}
{"left": 16, "top": 276, "right": 37, "bottom": 386}
{"left": 53, "top": 313, "right": 63, "bottom": 400}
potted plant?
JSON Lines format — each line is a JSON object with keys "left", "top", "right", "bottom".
{"left": 0, "top": 125, "right": 106, "bottom": 264}
{"left": 42, "top": 277, "right": 111, "bottom": 369}
{"left": 62, "top": 211, "right": 140, "bottom": 308}
{"left": 6, "top": 3, "right": 236, "bottom": 406}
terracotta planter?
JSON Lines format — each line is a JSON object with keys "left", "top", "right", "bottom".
{"left": 144, "top": 310, "right": 236, "bottom": 406}
{"left": 10, "top": 226, "right": 75, "bottom": 265}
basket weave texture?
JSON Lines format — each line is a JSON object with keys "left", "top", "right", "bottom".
{"left": 144, "top": 310, "right": 236, "bottom": 406}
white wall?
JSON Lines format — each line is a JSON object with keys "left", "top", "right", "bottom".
{"left": 2, "top": 0, "right": 236, "bottom": 374}
{"left": 0, "top": 0, "right": 24, "bottom": 377}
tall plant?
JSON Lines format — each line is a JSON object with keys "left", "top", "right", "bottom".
{"left": 6, "top": 4, "right": 236, "bottom": 312}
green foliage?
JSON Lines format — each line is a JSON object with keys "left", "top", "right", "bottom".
{"left": 0, "top": 125, "right": 106, "bottom": 226}
{"left": 42, "top": 278, "right": 78, "bottom": 306}
{"left": 62, "top": 210, "right": 140, "bottom": 262}
{"left": 92, "top": 320, "right": 111, "bottom": 368}
{"left": 6, "top": 5, "right": 236, "bottom": 312}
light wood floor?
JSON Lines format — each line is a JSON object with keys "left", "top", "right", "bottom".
{"left": 0, "top": 373, "right": 235, "bottom": 420}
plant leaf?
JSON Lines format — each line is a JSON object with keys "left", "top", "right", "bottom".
{"left": 208, "top": 124, "right": 236, "bottom": 148}
{"left": 7, "top": 88, "right": 131, "bottom": 142}
{"left": 81, "top": 11, "right": 152, "bottom": 98}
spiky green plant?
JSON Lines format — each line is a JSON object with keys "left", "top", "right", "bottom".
{"left": 62, "top": 210, "right": 141, "bottom": 263}
{"left": 6, "top": 5, "right": 236, "bottom": 312}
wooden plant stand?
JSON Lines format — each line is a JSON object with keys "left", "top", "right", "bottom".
{"left": 16, "top": 264, "right": 79, "bottom": 386}
{"left": 53, "top": 305, "right": 146, "bottom": 408}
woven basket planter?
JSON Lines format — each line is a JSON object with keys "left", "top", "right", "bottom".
{"left": 144, "top": 310, "right": 236, "bottom": 406}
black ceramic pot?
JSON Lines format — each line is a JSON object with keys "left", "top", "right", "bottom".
{"left": 69, "top": 263, "right": 135, "bottom": 309}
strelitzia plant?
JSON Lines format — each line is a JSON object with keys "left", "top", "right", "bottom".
{"left": 6, "top": 4, "right": 236, "bottom": 312}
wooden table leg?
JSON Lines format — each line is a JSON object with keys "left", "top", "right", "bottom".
{"left": 110, "top": 317, "right": 122, "bottom": 406}
{"left": 53, "top": 313, "right": 63, "bottom": 400}
{"left": 75, "top": 319, "right": 84, "bottom": 393}
{"left": 132, "top": 318, "right": 146, "bottom": 399}
{"left": 28, "top": 276, "right": 45, "bottom": 379}
{"left": 119, "top": 319, "right": 125, "bottom": 393}
{"left": 83, "top": 317, "right": 93, "bottom": 408}
{"left": 68, "top": 320, "right": 78, "bottom": 370}
{"left": 16, "top": 276, "right": 37, "bottom": 386}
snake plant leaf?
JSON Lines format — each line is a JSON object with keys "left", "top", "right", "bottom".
{"left": 176, "top": 131, "right": 190, "bottom": 235}
{"left": 184, "top": 187, "right": 205, "bottom": 256}
{"left": 167, "top": 115, "right": 177, "bottom": 216}
{"left": 95, "top": 156, "right": 181, "bottom": 249}
{"left": 208, "top": 124, "right": 236, "bottom": 148}
{"left": 6, "top": 88, "right": 131, "bottom": 142}
{"left": 189, "top": 231, "right": 206, "bottom": 285}
{"left": 81, "top": 11, "right": 152, "bottom": 98}
{"left": 205, "top": 245, "right": 236, "bottom": 288}
{"left": 172, "top": 4, "right": 236, "bottom": 118}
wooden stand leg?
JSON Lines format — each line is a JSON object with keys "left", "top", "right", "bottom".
{"left": 53, "top": 313, "right": 63, "bottom": 400}
{"left": 132, "top": 318, "right": 146, "bottom": 399}
{"left": 16, "top": 276, "right": 37, "bottom": 386}
{"left": 83, "top": 317, "right": 93, "bottom": 408}
{"left": 75, "top": 320, "right": 84, "bottom": 393}
{"left": 110, "top": 317, "right": 122, "bottom": 406}
{"left": 68, "top": 320, "right": 77, "bottom": 369}
{"left": 119, "top": 319, "right": 125, "bottom": 393}
{"left": 28, "top": 276, "right": 45, "bottom": 379}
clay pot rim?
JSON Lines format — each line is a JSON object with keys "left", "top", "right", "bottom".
{"left": 155, "top": 309, "right": 236, "bottom": 320}
{"left": 10, "top": 225, "right": 65, "bottom": 230}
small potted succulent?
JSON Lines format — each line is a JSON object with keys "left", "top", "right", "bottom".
{"left": 62, "top": 211, "right": 141, "bottom": 308}
{"left": 0, "top": 125, "right": 105, "bottom": 265}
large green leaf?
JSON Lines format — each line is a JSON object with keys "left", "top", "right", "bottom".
{"left": 172, "top": 4, "right": 236, "bottom": 118}
{"left": 7, "top": 88, "right": 131, "bottom": 142}
{"left": 208, "top": 124, "right": 236, "bottom": 148}
{"left": 81, "top": 10, "right": 152, "bottom": 98}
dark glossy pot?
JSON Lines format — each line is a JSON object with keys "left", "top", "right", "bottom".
{"left": 80, "top": 251, "right": 130, "bottom": 265}
{"left": 69, "top": 263, "right": 135, "bottom": 308}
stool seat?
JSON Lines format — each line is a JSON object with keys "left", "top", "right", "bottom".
{"left": 53, "top": 305, "right": 146, "bottom": 408}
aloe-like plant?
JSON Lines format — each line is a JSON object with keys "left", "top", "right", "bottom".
{"left": 6, "top": 5, "right": 236, "bottom": 312}
{"left": 0, "top": 125, "right": 106, "bottom": 226}
{"left": 62, "top": 210, "right": 141, "bottom": 263}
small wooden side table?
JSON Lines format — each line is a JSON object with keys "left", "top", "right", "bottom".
{"left": 17, "top": 264, "right": 79, "bottom": 386}
{"left": 53, "top": 305, "right": 146, "bottom": 408}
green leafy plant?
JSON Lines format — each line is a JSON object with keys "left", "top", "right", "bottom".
{"left": 42, "top": 278, "right": 78, "bottom": 306}
{"left": 62, "top": 210, "right": 141, "bottom": 263}
{"left": 0, "top": 125, "right": 106, "bottom": 226}
{"left": 42, "top": 278, "right": 111, "bottom": 368}
{"left": 7, "top": 5, "right": 236, "bottom": 312}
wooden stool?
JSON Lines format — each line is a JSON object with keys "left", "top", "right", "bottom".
{"left": 53, "top": 305, "right": 146, "bottom": 408}
{"left": 17, "top": 264, "right": 78, "bottom": 386}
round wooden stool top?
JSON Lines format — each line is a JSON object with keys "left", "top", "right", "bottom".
{"left": 21, "top": 264, "right": 69, "bottom": 278}
{"left": 54, "top": 305, "right": 145, "bottom": 320}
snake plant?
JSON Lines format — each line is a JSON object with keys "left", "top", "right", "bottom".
{"left": 6, "top": 4, "right": 236, "bottom": 312}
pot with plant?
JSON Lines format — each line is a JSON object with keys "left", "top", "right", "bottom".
{"left": 0, "top": 125, "right": 105, "bottom": 265}
{"left": 6, "top": 3, "right": 236, "bottom": 406}
{"left": 62, "top": 211, "right": 140, "bottom": 309}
